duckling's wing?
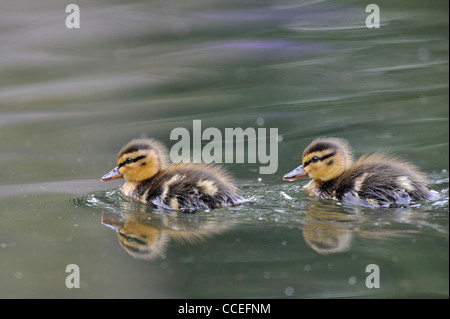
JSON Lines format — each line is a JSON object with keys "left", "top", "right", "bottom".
{"left": 341, "top": 156, "right": 431, "bottom": 207}
{"left": 341, "top": 188, "right": 412, "bottom": 208}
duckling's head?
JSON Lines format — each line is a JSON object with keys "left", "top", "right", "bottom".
{"left": 283, "top": 137, "right": 353, "bottom": 182}
{"left": 101, "top": 139, "right": 168, "bottom": 182}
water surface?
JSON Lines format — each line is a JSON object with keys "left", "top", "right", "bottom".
{"left": 0, "top": 0, "right": 448, "bottom": 298}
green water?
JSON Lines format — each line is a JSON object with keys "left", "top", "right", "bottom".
{"left": 0, "top": 0, "right": 448, "bottom": 298}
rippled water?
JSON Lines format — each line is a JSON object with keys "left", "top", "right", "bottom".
{"left": 0, "top": 0, "right": 448, "bottom": 298}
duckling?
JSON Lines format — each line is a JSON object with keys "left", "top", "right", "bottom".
{"left": 101, "top": 138, "right": 244, "bottom": 212}
{"left": 283, "top": 137, "right": 432, "bottom": 207}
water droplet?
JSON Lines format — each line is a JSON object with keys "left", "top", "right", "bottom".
{"left": 348, "top": 276, "right": 357, "bottom": 285}
{"left": 256, "top": 117, "right": 265, "bottom": 126}
{"left": 284, "top": 286, "right": 294, "bottom": 296}
{"left": 417, "top": 47, "right": 430, "bottom": 62}
{"left": 280, "top": 191, "right": 292, "bottom": 200}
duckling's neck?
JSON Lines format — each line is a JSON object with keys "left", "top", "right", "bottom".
{"left": 121, "top": 169, "right": 167, "bottom": 200}
{"left": 305, "top": 178, "right": 340, "bottom": 199}
{"left": 121, "top": 181, "right": 141, "bottom": 198}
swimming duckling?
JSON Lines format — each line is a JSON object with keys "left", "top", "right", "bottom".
{"left": 283, "top": 137, "right": 432, "bottom": 207}
{"left": 101, "top": 138, "right": 244, "bottom": 212}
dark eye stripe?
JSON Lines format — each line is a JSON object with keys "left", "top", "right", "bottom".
{"left": 303, "top": 151, "right": 336, "bottom": 167}
{"left": 118, "top": 155, "right": 146, "bottom": 168}
{"left": 118, "top": 231, "right": 147, "bottom": 245}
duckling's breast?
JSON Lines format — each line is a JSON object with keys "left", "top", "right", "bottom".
{"left": 121, "top": 181, "right": 140, "bottom": 199}
{"left": 121, "top": 181, "right": 158, "bottom": 206}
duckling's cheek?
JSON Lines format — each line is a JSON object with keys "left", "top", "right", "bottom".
{"left": 303, "top": 166, "right": 313, "bottom": 177}
{"left": 119, "top": 166, "right": 131, "bottom": 180}
{"left": 126, "top": 169, "right": 142, "bottom": 182}
{"left": 121, "top": 166, "right": 142, "bottom": 182}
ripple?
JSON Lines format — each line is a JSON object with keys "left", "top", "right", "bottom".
{"left": 66, "top": 169, "right": 448, "bottom": 229}
{"left": 192, "top": 39, "right": 333, "bottom": 63}
{"left": 68, "top": 188, "right": 124, "bottom": 211}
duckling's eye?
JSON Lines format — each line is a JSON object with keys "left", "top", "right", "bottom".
{"left": 119, "top": 155, "right": 146, "bottom": 168}
{"left": 304, "top": 152, "right": 336, "bottom": 168}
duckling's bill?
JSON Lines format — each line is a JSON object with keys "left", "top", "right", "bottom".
{"left": 101, "top": 166, "right": 123, "bottom": 182}
{"left": 283, "top": 164, "right": 308, "bottom": 181}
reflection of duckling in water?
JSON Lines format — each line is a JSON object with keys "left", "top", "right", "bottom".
{"left": 300, "top": 202, "right": 427, "bottom": 255}
{"left": 101, "top": 210, "right": 232, "bottom": 260}
{"left": 301, "top": 203, "right": 355, "bottom": 255}
{"left": 101, "top": 138, "right": 245, "bottom": 212}
{"left": 283, "top": 137, "right": 432, "bottom": 207}
{"left": 102, "top": 213, "right": 169, "bottom": 260}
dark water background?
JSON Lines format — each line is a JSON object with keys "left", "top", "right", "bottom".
{"left": 0, "top": 0, "right": 448, "bottom": 298}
